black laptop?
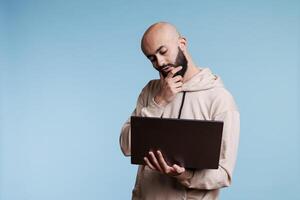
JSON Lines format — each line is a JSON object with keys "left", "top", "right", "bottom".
{"left": 130, "top": 116, "right": 224, "bottom": 169}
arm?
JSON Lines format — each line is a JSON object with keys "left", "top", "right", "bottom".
{"left": 175, "top": 110, "right": 240, "bottom": 190}
{"left": 120, "top": 67, "right": 184, "bottom": 156}
{"left": 119, "top": 82, "right": 165, "bottom": 156}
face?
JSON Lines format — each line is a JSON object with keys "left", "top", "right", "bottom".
{"left": 142, "top": 25, "right": 188, "bottom": 78}
{"left": 144, "top": 42, "right": 188, "bottom": 78}
{"left": 158, "top": 47, "right": 188, "bottom": 78}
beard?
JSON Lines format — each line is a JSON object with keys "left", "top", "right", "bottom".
{"left": 159, "top": 47, "right": 188, "bottom": 78}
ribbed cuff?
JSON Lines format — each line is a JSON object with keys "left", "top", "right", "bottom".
{"left": 175, "top": 169, "right": 194, "bottom": 182}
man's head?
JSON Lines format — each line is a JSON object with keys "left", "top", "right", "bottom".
{"left": 141, "top": 22, "right": 189, "bottom": 78}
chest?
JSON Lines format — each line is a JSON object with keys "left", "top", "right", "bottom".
{"left": 161, "top": 91, "right": 214, "bottom": 120}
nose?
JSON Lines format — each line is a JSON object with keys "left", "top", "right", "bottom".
{"left": 156, "top": 55, "right": 166, "bottom": 68}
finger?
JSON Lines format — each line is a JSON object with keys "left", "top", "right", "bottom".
{"left": 149, "top": 151, "right": 163, "bottom": 172}
{"left": 160, "top": 67, "right": 174, "bottom": 80}
{"left": 167, "top": 66, "right": 182, "bottom": 78}
{"left": 159, "top": 72, "right": 164, "bottom": 80}
{"left": 156, "top": 150, "right": 172, "bottom": 173}
{"left": 144, "top": 157, "right": 155, "bottom": 170}
{"left": 174, "top": 87, "right": 183, "bottom": 93}
{"left": 164, "top": 66, "right": 174, "bottom": 73}
{"left": 173, "top": 81, "right": 183, "bottom": 88}
{"left": 173, "top": 164, "right": 185, "bottom": 174}
{"left": 172, "top": 75, "right": 183, "bottom": 83}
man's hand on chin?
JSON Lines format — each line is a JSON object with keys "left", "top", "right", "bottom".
{"left": 154, "top": 66, "right": 183, "bottom": 107}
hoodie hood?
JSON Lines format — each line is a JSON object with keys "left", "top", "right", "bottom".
{"left": 182, "top": 68, "right": 224, "bottom": 92}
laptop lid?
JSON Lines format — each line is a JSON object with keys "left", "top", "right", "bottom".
{"left": 130, "top": 116, "right": 223, "bottom": 169}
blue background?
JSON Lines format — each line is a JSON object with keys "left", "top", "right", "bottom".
{"left": 1, "top": 0, "right": 299, "bottom": 199}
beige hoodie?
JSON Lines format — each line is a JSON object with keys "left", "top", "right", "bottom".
{"left": 120, "top": 68, "right": 240, "bottom": 200}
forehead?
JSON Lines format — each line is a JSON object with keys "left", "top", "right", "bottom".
{"left": 142, "top": 31, "right": 178, "bottom": 54}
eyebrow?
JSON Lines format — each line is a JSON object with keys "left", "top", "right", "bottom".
{"left": 146, "top": 45, "right": 165, "bottom": 59}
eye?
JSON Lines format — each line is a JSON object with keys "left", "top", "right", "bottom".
{"left": 149, "top": 56, "right": 156, "bottom": 62}
{"left": 160, "top": 49, "right": 168, "bottom": 55}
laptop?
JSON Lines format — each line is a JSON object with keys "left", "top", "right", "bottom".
{"left": 130, "top": 116, "right": 223, "bottom": 169}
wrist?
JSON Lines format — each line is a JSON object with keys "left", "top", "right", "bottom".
{"left": 154, "top": 95, "right": 168, "bottom": 107}
{"left": 174, "top": 169, "right": 193, "bottom": 181}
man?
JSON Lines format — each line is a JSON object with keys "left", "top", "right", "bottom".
{"left": 119, "top": 22, "right": 240, "bottom": 200}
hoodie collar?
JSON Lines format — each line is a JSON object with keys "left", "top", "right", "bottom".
{"left": 182, "top": 68, "right": 224, "bottom": 92}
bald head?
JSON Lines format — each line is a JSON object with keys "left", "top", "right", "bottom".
{"left": 139, "top": 22, "right": 198, "bottom": 81}
{"left": 141, "top": 22, "right": 182, "bottom": 54}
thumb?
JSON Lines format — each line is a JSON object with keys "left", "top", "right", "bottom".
{"left": 173, "top": 164, "right": 185, "bottom": 174}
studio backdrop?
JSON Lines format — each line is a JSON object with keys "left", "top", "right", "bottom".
{"left": 0, "top": 0, "right": 299, "bottom": 199}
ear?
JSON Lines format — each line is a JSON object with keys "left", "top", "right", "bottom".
{"left": 178, "top": 37, "right": 187, "bottom": 52}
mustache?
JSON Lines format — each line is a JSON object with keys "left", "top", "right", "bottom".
{"left": 159, "top": 64, "right": 177, "bottom": 71}
{"left": 157, "top": 64, "right": 180, "bottom": 78}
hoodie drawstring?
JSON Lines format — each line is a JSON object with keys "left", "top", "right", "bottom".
{"left": 178, "top": 91, "right": 186, "bottom": 119}
{"left": 160, "top": 91, "right": 186, "bottom": 119}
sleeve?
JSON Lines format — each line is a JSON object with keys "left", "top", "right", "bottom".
{"left": 175, "top": 110, "right": 240, "bottom": 190}
{"left": 119, "top": 81, "right": 166, "bottom": 156}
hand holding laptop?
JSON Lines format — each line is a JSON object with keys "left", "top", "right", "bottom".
{"left": 144, "top": 150, "right": 186, "bottom": 177}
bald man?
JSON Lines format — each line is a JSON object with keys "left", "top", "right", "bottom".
{"left": 120, "top": 22, "right": 240, "bottom": 200}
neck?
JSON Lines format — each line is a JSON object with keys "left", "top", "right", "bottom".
{"left": 182, "top": 59, "right": 200, "bottom": 83}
